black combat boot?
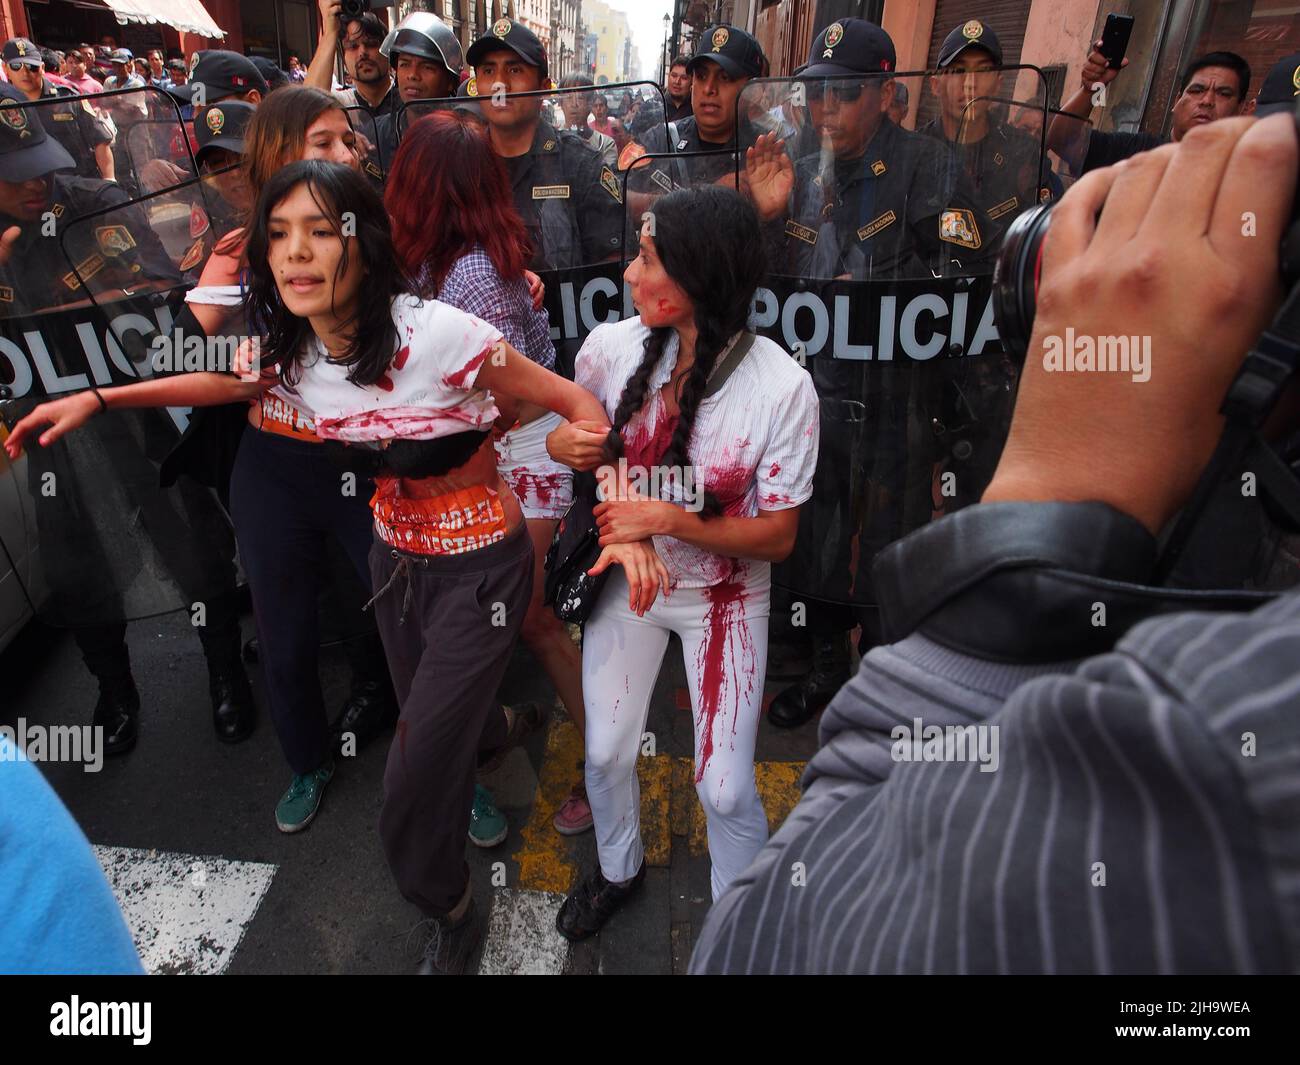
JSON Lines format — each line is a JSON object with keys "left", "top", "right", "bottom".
{"left": 767, "top": 632, "right": 850, "bottom": 729}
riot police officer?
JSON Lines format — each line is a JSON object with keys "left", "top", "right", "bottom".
{"left": 3, "top": 38, "right": 114, "bottom": 182}
{"left": 368, "top": 11, "right": 464, "bottom": 180}
{"left": 627, "top": 24, "right": 768, "bottom": 195}
{"left": 916, "top": 20, "right": 1057, "bottom": 257}
{"left": 0, "top": 83, "right": 253, "bottom": 752}
{"left": 467, "top": 18, "right": 622, "bottom": 272}
{"left": 747, "top": 19, "right": 982, "bottom": 281}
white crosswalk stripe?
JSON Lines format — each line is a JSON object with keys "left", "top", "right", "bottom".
{"left": 479, "top": 888, "right": 571, "bottom": 975}
{"left": 92, "top": 845, "right": 277, "bottom": 975}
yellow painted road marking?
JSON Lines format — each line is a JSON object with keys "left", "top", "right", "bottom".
{"left": 514, "top": 720, "right": 806, "bottom": 883}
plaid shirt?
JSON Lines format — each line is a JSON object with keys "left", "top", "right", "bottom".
{"left": 435, "top": 249, "right": 555, "bottom": 372}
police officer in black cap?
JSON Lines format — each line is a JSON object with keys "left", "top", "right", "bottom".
{"left": 916, "top": 20, "right": 1056, "bottom": 255}
{"left": 0, "top": 83, "right": 254, "bottom": 752}
{"left": 467, "top": 17, "right": 622, "bottom": 273}
{"left": 747, "top": 18, "right": 979, "bottom": 280}
{"left": 367, "top": 11, "right": 464, "bottom": 180}
{"left": 3, "top": 37, "right": 114, "bottom": 182}
{"left": 170, "top": 50, "right": 269, "bottom": 111}
{"left": 628, "top": 24, "right": 768, "bottom": 196}
{"left": 1254, "top": 51, "right": 1300, "bottom": 116}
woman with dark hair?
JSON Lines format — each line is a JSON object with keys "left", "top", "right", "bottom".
{"left": 7, "top": 160, "right": 615, "bottom": 974}
{"left": 385, "top": 109, "right": 594, "bottom": 836}
{"left": 546, "top": 185, "right": 820, "bottom": 940}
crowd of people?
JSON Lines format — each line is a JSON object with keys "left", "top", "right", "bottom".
{"left": 1, "top": 3, "right": 1298, "bottom": 978}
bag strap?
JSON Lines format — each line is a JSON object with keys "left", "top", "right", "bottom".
{"left": 704, "top": 331, "right": 756, "bottom": 398}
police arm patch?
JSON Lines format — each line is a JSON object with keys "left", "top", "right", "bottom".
{"left": 785, "top": 219, "right": 818, "bottom": 245}
{"left": 600, "top": 166, "right": 623, "bottom": 203}
{"left": 857, "top": 210, "right": 897, "bottom": 242}
{"left": 939, "top": 208, "right": 981, "bottom": 249}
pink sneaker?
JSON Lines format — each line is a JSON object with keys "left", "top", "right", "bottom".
{"left": 553, "top": 778, "right": 593, "bottom": 836}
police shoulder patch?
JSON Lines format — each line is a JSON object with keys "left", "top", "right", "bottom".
{"left": 600, "top": 165, "right": 622, "bottom": 203}
{"left": 95, "top": 224, "right": 137, "bottom": 256}
{"left": 940, "top": 208, "right": 981, "bottom": 249}
{"left": 179, "top": 236, "right": 206, "bottom": 272}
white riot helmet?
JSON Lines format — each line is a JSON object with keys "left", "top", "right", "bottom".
{"left": 380, "top": 11, "right": 464, "bottom": 77}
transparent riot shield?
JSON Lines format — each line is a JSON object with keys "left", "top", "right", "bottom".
{"left": 343, "top": 104, "right": 389, "bottom": 186}
{"left": 728, "top": 72, "right": 1024, "bottom": 608}
{"left": 0, "top": 149, "right": 239, "bottom": 627}
{"left": 385, "top": 81, "right": 667, "bottom": 378}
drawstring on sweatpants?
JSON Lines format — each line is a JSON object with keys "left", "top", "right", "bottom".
{"left": 364, "top": 549, "right": 426, "bottom": 625}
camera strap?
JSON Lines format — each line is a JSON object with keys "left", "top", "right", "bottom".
{"left": 1155, "top": 283, "right": 1300, "bottom": 579}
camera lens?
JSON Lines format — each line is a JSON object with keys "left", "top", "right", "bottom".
{"left": 991, "top": 203, "right": 1054, "bottom": 360}
{"left": 339, "top": 0, "right": 371, "bottom": 19}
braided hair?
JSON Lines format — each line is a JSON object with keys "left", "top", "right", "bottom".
{"left": 605, "top": 186, "right": 767, "bottom": 517}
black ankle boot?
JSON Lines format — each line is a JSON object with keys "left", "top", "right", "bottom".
{"left": 331, "top": 677, "right": 399, "bottom": 754}
{"left": 209, "top": 659, "right": 255, "bottom": 743}
{"left": 767, "top": 632, "right": 850, "bottom": 729}
{"left": 93, "top": 675, "right": 140, "bottom": 756}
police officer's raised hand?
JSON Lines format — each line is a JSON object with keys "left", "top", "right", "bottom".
{"left": 1081, "top": 39, "right": 1127, "bottom": 90}
{"left": 983, "top": 114, "right": 1297, "bottom": 534}
{"left": 746, "top": 132, "right": 793, "bottom": 222}
{"left": 0, "top": 226, "right": 19, "bottom": 266}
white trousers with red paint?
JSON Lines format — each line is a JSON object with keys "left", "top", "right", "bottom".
{"left": 582, "top": 559, "right": 771, "bottom": 901}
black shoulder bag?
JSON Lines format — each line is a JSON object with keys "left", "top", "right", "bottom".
{"left": 543, "top": 331, "right": 757, "bottom": 622}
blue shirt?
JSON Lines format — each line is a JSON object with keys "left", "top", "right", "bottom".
{"left": 0, "top": 737, "right": 143, "bottom": 974}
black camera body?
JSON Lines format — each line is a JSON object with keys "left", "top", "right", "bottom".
{"left": 338, "top": 0, "right": 376, "bottom": 21}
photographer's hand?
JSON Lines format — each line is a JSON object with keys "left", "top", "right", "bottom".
{"left": 984, "top": 114, "right": 1298, "bottom": 533}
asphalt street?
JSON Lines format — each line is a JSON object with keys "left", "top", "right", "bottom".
{"left": 3, "top": 601, "right": 822, "bottom": 975}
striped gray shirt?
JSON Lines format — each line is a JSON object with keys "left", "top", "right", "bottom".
{"left": 690, "top": 591, "right": 1300, "bottom": 974}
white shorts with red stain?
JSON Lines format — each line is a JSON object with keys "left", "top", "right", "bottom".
{"left": 495, "top": 410, "right": 574, "bottom": 521}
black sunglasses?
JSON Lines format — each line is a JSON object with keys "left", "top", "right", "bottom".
{"left": 6, "top": 60, "right": 38, "bottom": 73}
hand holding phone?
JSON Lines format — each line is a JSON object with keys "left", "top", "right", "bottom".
{"left": 1098, "top": 13, "right": 1135, "bottom": 71}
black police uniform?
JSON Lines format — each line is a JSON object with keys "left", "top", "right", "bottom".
{"left": 916, "top": 116, "right": 1053, "bottom": 254}
{"left": 0, "top": 174, "right": 180, "bottom": 316}
{"left": 36, "top": 81, "right": 113, "bottom": 181}
{"left": 776, "top": 118, "right": 979, "bottom": 280}
{"left": 505, "top": 118, "right": 623, "bottom": 271}
{"left": 629, "top": 113, "right": 762, "bottom": 193}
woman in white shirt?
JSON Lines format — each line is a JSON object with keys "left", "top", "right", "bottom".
{"left": 546, "top": 185, "right": 820, "bottom": 940}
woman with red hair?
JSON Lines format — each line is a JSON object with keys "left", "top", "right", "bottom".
{"left": 385, "top": 110, "right": 595, "bottom": 837}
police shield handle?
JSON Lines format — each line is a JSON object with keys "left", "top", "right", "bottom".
{"left": 546, "top": 419, "right": 611, "bottom": 472}
{"left": 746, "top": 133, "right": 794, "bottom": 223}
{"left": 3, "top": 389, "right": 103, "bottom": 457}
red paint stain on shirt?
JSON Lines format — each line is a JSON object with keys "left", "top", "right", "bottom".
{"left": 444, "top": 345, "right": 489, "bottom": 389}
{"left": 623, "top": 403, "right": 679, "bottom": 470}
{"left": 768, "top": 461, "right": 781, "bottom": 478}
{"left": 393, "top": 345, "right": 411, "bottom": 371}
{"left": 694, "top": 565, "right": 757, "bottom": 784}
{"left": 375, "top": 373, "right": 395, "bottom": 392}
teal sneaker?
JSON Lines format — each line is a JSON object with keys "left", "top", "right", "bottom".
{"left": 275, "top": 762, "right": 335, "bottom": 833}
{"left": 468, "top": 784, "right": 507, "bottom": 848}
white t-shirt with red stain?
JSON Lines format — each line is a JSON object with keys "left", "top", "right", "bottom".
{"left": 274, "top": 294, "right": 504, "bottom": 442}
{"left": 575, "top": 317, "right": 820, "bottom": 589}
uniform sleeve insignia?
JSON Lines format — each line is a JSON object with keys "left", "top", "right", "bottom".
{"left": 493, "top": 18, "right": 513, "bottom": 38}
{"left": 711, "top": 27, "right": 730, "bottom": 51}
{"left": 987, "top": 196, "right": 1019, "bottom": 219}
{"left": 962, "top": 20, "right": 984, "bottom": 40}
{"left": 95, "top": 224, "right": 137, "bottom": 256}
{"left": 206, "top": 107, "right": 225, "bottom": 134}
{"left": 179, "top": 236, "right": 206, "bottom": 271}
{"left": 940, "top": 208, "right": 981, "bottom": 249}
{"left": 785, "top": 219, "right": 818, "bottom": 245}
{"left": 600, "top": 165, "right": 623, "bottom": 203}
{"left": 466, "top": 76, "right": 478, "bottom": 97}
{"left": 650, "top": 168, "right": 674, "bottom": 192}
{"left": 857, "top": 209, "right": 896, "bottom": 241}
{"left": 619, "top": 141, "right": 648, "bottom": 169}
{"left": 0, "top": 286, "right": 13, "bottom": 302}
{"left": 870, "top": 159, "right": 886, "bottom": 176}
{"left": 532, "top": 184, "right": 570, "bottom": 199}
{"left": 189, "top": 203, "right": 209, "bottom": 238}
{"left": 543, "top": 138, "right": 557, "bottom": 151}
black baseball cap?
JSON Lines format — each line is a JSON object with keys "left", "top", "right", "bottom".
{"left": 938, "top": 19, "right": 1003, "bottom": 67}
{"left": 0, "top": 82, "right": 75, "bottom": 182}
{"left": 249, "top": 55, "right": 287, "bottom": 92}
{"left": 171, "top": 50, "right": 269, "bottom": 103}
{"left": 468, "top": 18, "right": 548, "bottom": 78}
{"left": 1256, "top": 52, "right": 1300, "bottom": 116}
{"left": 800, "top": 18, "right": 895, "bottom": 78}
{"left": 688, "top": 25, "right": 766, "bottom": 79}
{"left": 194, "top": 100, "right": 255, "bottom": 165}
{"left": 109, "top": 48, "right": 133, "bottom": 65}
{"left": 2, "top": 39, "right": 42, "bottom": 68}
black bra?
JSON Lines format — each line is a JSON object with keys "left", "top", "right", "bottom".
{"left": 323, "top": 429, "right": 491, "bottom": 480}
